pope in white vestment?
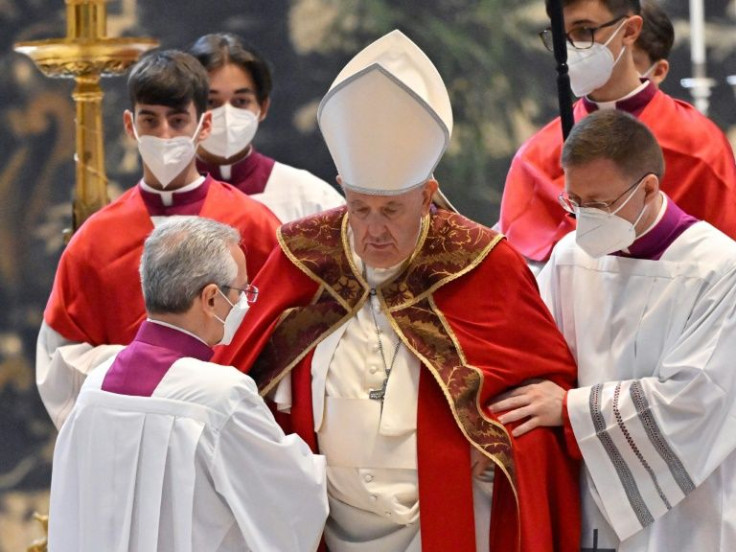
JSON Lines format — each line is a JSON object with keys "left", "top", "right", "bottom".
{"left": 215, "top": 29, "right": 582, "bottom": 552}
{"left": 507, "top": 110, "right": 736, "bottom": 551}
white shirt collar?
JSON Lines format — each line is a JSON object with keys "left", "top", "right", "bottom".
{"left": 139, "top": 175, "right": 206, "bottom": 206}
{"left": 589, "top": 80, "right": 650, "bottom": 111}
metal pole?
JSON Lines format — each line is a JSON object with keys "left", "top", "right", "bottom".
{"left": 548, "top": 0, "right": 574, "bottom": 140}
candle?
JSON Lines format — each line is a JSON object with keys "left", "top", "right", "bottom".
{"left": 689, "top": 0, "right": 706, "bottom": 66}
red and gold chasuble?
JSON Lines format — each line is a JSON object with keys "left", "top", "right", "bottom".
{"left": 500, "top": 89, "right": 736, "bottom": 262}
{"left": 44, "top": 177, "right": 279, "bottom": 346}
{"left": 215, "top": 207, "right": 581, "bottom": 551}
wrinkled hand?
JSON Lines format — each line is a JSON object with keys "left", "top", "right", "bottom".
{"left": 489, "top": 380, "right": 566, "bottom": 437}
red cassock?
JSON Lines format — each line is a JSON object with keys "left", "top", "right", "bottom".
{"left": 215, "top": 206, "right": 581, "bottom": 552}
{"left": 44, "top": 177, "right": 279, "bottom": 345}
{"left": 500, "top": 89, "right": 736, "bottom": 262}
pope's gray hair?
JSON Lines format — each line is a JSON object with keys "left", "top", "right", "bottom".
{"left": 140, "top": 217, "right": 241, "bottom": 314}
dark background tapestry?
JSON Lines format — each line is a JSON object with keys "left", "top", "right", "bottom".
{"left": 0, "top": 0, "right": 734, "bottom": 547}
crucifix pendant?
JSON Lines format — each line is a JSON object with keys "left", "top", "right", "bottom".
{"left": 369, "top": 378, "right": 388, "bottom": 402}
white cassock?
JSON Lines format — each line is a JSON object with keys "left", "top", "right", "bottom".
{"left": 37, "top": 322, "right": 121, "bottom": 429}
{"left": 49, "top": 355, "right": 328, "bottom": 552}
{"left": 273, "top": 252, "right": 494, "bottom": 552}
{"left": 538, "top": 222, "right": 736, "bottom": 551}
{"left": 230, "top": 161, "right": 345, "bottom": 224}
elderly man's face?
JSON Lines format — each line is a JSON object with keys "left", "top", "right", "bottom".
{"left": 345, "top": 180, "right": 437, "bottom": 268}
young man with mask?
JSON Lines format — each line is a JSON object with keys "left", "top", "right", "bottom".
{"left": 37, "top": 50, "right": 280, "bottom": 429}
{"left": 215, "top": 30, "right": 581, "bottom": 552}
{"left": 492, "top": 110, "right": 736, "bottom": 551}
{"left": 190, "top": 33, "right": 345, "bottom": 223}
{"left": 632, "top": 0, "right": 673, "bottom": 85}
{"left": 48, "top": 217, "right": 328, "bottom": 552}
{"left": 499, "top": 0, "right": 736, "bottom": 269}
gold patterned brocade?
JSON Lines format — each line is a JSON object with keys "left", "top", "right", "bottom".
{"left": 251, "top": 206, "right": 516, "bottom": 485}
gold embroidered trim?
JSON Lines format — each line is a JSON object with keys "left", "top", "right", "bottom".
{"left": 277, "top": 223, "right": 353, "bottom": 312}
{"left": 258, "top": 209, "right": 517, "bottom": 490}
{"left": 381, "top": 291, "right": 515, "bottom": 472}
{"left": 388, "top": 232, "right": 504, "bottom": 312}
{"left": 259, "top": 302, "right": 359, "bottom": 397}
{"left": 429, "top": 295, "right": 520, "bottom": 508}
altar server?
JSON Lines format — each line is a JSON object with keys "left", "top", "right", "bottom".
{"left": 48, "top": 217, "right": 327, "bottom": 552}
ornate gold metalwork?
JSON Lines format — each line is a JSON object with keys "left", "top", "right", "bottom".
{"left": 14, "top": 0, "right": 158, "bottom": 231}
{"left": 27, "top": 513, "right": 48, "bottom": 552}
{"left": 13, "top": 4, "right": 156, "bottom": 550}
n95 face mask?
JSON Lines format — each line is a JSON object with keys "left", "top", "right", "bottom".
{"left": 567, "top": 20, "right": 627, "bottom": 97}
{"left": 200, "top": 104, "right": 259, "bottom": 159}
{"left": 134, "top": 116, "right": 204, "bottom": 188}
{"left": 214, "top": 288, "right": 250, "bottom": 346}
{"left": 574, "top": 179, "right": 647, "bottom": 258}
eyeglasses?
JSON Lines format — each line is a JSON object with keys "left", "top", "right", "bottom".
{"left": 539, "top": 15, "right": 627, "bottom": 52}
{"left": 558, "top": 173, "right": 651, "bottom": 215}
{"left": 223, "top": 284, "right": 259, "bottom": 304}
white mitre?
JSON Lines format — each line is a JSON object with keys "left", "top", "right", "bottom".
{"left": 318, "top": 29, "right": 455, "bottom": 209}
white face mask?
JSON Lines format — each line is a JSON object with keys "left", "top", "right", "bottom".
{"left": 639, "top": 62, "right": 657, "bottom": 79}
{"left": 567, "top": 19, "right": 628, "bottom": 97}
{"left": 214, "top": 288, "right": 250, "bottom": 346}
{"left": 574, "top": 180, "right": 648, "bottom": 258}
{"left": 134, "top": 115, "right": 204, "bottom": 188}
{"left": 200, "top": 104, "right": 259, "bottom": 159}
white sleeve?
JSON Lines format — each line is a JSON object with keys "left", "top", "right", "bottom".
{"left": 535, "top": 250, "right": 557, "bottom": 314}
{"left": 567, "top": 267, "right": 736, "bottom": 541}
{"left": 211, "top": 378, "right": 327, "bottom": 552}
{"left": 36, "top": 322, "right": 123, "bottom": 429}
{"left": 272, "top": 375, "right": 292, "bottom": 413}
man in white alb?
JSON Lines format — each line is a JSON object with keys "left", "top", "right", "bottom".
{"left": 493, "top": 109, "right": 736, "bottom": 551}
{"left": 48, "top": 217, "right": 327, "bottom": 552}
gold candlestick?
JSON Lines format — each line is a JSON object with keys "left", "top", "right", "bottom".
{"left": 14, "top": 0, "right": 158, "bottom": 232}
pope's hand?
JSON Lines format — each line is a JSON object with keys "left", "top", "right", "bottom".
{"left": 489, "top": 380, "right": 565, "bottom": 437}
